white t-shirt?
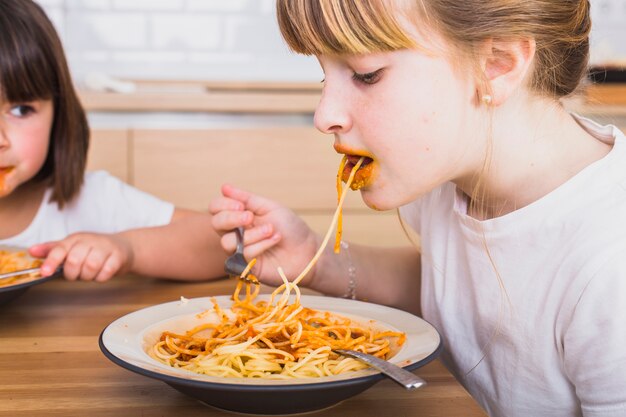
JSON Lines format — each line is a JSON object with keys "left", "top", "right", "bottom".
{"left": 0, "top": 170, "right": 175, "bottom": 247}
{"left": 399, "top": 116, "right": 626, "bottom": 417}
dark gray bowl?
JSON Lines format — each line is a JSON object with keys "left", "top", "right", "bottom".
{"left": 0, "top": 272, "right": 59, "bottom": 306}
{"left": 99, "top": 333, "right": 441, "bottom": 414}
{"left": 98, "top": 294, "right": 443, "bottom": 415}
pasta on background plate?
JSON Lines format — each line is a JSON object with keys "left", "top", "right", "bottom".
{"left": 0, "top": 249, "right": 42, "bottom": 287}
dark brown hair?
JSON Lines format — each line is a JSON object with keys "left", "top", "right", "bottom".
{"left": 0, "top": 0, "right": 89, "bottom": 207}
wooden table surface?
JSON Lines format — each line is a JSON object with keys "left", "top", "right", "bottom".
{"left": 0, "top": 276, "right": 486, "bottom": 417}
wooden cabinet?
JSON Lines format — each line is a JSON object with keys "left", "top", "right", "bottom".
{"left": 86, "top": 129, "right": 130, "bottom": 183}
{"left": 131, "top": 127, "right": 365, "bottom": 211}
{"left": 87, "top": 126, "right": 410, "bottom": 248}
{"left": 302, "top": 212, "right": 409, "bottom": 248}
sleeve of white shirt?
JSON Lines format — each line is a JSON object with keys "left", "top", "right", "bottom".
{"left": 66, "top": 171, "right": 175, "bottom": 233}
{"left": 563, "top": 251, "right": 626, "bottom": 417}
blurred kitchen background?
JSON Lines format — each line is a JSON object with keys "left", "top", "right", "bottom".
{"left": 35, "top": 0, "right": 626, "bottom": 83}
{"left": 37, "top": 0, "right": 322, "bottom": 82}
{"left": 31, "top": 0, "right": 626, "bottom": 247}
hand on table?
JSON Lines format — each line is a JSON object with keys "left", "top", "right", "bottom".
{"left": 29, "top": 232, "right": 133, "bottom": 282}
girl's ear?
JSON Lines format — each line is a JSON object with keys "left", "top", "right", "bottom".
{"left": 479, "top": 38, "right": 536, "bottom": 106}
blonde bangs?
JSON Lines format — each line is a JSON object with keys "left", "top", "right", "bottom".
{"left": 276, "top": 0, "right": 415, "bottom": 55}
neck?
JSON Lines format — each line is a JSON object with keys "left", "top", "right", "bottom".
{"left": 457, "top": 93, "right": 612, "bottom": 220}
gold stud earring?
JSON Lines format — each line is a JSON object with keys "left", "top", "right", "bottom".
{"left": 482, "top": 94, "right": 493, "bottom": 105}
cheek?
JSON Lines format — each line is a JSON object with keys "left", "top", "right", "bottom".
{"left": 16, "top": 126, "right": 50, "bottom": 170}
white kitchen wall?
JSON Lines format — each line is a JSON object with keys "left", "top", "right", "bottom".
{"left": 35, "top": 0, "right": 322, "bottom": 84}
{"left": 35, "top": 0, "right": 626, "bottom": 85}
{"left": 590, "top": 0, "right": 626, "bottom": 66}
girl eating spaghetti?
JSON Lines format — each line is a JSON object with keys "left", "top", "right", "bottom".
{"left": 210, "top": 1, "right": 626, "bottom": 416}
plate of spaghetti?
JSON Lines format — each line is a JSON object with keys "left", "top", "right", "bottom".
{"left": 100, "top": 156, "right": 441, "bottom": 414}
{"left": 99, "top": 282, "right": 441, "bottom": 414}
{"left": 0, "top": 246, "right": 58, "bottom": 306}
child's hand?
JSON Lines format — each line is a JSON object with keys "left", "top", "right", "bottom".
{"left": 209, "top": 184, "right": 320, "bottom": 287}
{"left": 29, "top": 233, "right": 133, "bottom": 282}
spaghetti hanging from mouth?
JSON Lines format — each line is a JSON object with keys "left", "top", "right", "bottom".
{"left": 334, "top": 155, "right": 364, "bottom": 253}
{"left": 149, "top": 156, "right": 405, "bottom": 379}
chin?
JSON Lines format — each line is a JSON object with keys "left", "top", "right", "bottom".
{"left": 358, "top": 188, "right": 398, "bottom": 212}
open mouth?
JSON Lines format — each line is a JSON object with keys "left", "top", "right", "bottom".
{"left": 341, "top": 155, "right": 375, "bottom": 190}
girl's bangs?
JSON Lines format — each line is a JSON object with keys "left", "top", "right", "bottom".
{"left": 0, "top": 27, "right": 55, "bottom": 104}
{"left": 277, "top": 0, "right": 415, "bottom": 55}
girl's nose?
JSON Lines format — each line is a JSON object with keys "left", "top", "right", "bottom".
{"left": 313, "top": 85, "right": 351, "bottom": 135}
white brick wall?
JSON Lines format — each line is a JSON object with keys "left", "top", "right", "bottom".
{"left": 590, "top": 0, "right": 626, "bottom": 66}
{"left": 35, "top": 0, "right": 626, "bottom": 85}
{"left": 36, "top": 0, "right": 321, "bottom": 84}
{"left": 66, "top": 12, "right": 148, "bottom": 49}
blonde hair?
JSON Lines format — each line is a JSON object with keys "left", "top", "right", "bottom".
{"left": 277, "top": 0, "right": 590, "bottom": 99}
{"left": 277, "top": 0, "right": 592, "bottom": 218}
{"left": 277, "top": 0, "right": 591, "bottom": 372}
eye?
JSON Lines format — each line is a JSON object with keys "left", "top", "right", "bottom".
{"left": 9, "top": 104, "right": 35, "bottom": 117}
{"left": 352, "top": 68, "right": 384, "bottom": 85}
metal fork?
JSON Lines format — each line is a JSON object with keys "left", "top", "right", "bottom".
{"left": 0, "top": 265, "right": 64, "bottom": 281}
{"left": 0, "top": 267, "right": 41, "bottom": 281}
{"left": 333, "top": 349, "right": 426, "bottom": 390}
{"left": 224, "top": 227, "right": 258, "bottom": 284}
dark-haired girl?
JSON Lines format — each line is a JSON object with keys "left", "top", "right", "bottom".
{"left": 0, "top": 0, "right": 225, "bottom": 282}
